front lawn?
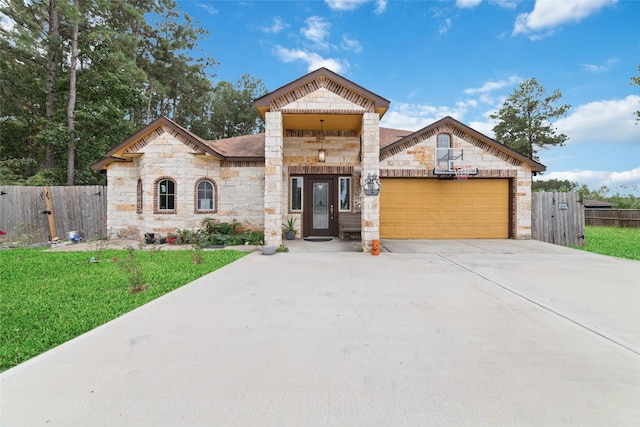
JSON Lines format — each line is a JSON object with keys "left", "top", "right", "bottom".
{"left": 0, "top": 247, "right": 248, "bottom": 372}
{"left": 572, "top": 226, "right": 640, "bottom": 260}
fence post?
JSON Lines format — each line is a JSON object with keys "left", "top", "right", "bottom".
{"left": 43, "top": 186, "right": 58, "bottom": 240}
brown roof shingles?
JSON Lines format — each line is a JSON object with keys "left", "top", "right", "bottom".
{"left": 94, "top": 115, "right": 545, "bottom": 173}
{"left": 205, "top": 133, "right": 266, "bottom": 160}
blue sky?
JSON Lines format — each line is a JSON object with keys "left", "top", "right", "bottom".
{"left": 187, "top": 1, "right": 636, "bottom": 193}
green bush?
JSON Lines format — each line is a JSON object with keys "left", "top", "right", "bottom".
{"left": 194, "top": 218, "right": 263, "bottom": 248}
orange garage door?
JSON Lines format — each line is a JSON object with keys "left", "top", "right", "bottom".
{"left": 380, "top": 179, "right": 509, "bottom": 239}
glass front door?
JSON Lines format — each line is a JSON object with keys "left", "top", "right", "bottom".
{"left": 312, "top": 182, "right": 329, "bottom": 230}
{"left": 304, "top": 177, "right": 338, "bottom": 237}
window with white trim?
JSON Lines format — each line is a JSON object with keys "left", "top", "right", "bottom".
{"left": 437, "top": 133, "right": 451, "bottom": 148}
{"left": 157, "top": 179, "right": 175, "bottom": 212}
{"left": 290, "top": 177, "right": 303, "bottom": 211}
{"left": 339, "top": 177, "right": 351, "bottom": 211}
{"left": 196, "top": 180, "right": 215, "bottom": 211}
{"left": 136, "top": 179, "right": 143, "bottom": 213}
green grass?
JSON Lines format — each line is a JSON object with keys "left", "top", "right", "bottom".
{"left": 572, "top": 226, "right": 640, "bottom": 260}
{"left": 0, "top": 248, "right": 249, "bottom": 372}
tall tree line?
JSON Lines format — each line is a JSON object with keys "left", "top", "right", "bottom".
{"left": 0, "top": 0, "right": 266, "bottom": 185}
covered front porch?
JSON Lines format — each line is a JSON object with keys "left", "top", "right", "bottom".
{"left": 253, "top": 68, "right": 390, "bottom": 250}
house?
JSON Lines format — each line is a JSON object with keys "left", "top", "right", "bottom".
{"left": 583, "top": 199, "right": 613, "bottom": 209}
{"left": 93, "top": 68, "right": 545, "bottom": 250}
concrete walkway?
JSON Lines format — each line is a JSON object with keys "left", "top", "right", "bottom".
{"left": 1, "top": 240, "right": 639, "bottom": 426}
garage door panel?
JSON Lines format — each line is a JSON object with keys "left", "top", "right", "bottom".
{"left": 380, "top": 179, "right": 509, "bottom": 239}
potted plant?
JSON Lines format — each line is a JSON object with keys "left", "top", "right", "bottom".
{"left": 283, "top": 217, "right": 297, "bottom": 240}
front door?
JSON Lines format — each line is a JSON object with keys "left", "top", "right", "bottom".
{"left": 304, "top": 177, "right": 338, "bottom": 237}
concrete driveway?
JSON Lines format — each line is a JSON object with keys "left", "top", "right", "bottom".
{"left": 1, "top": 240, "right": 639, "bottom": 426}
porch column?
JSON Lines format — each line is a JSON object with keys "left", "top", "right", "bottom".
{"left": 264, "top": 111, "right": 283, "bottom": 248}
{"left": 361, "top": 112, "right": 380, "bottom": 251}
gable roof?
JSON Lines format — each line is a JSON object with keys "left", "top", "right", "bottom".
{"left": 380, "top": 116, "right": 546, "bottom": 172}
{"left": 92, "top": 116, "right": 225, "bottom": 170}
{"left": 253, "top": 67, "right": 390, "bottom": 119}
{"left": 583, "top": 199, "right": 613, "bottom": 208}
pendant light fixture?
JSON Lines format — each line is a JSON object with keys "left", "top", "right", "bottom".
{"left": 317, "top": 119, "right": 326, "bottom": 163}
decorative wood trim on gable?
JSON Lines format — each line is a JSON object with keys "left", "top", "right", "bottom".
{"left": 380, "top": 122, "right": 522, "bottom": 167}
{"left": 289, "top": 165, "right": 353, "bottom": 175}
{"left": 450, "top": 127, "right": 522, "bottom": 167}
{"left": 270, "top": 76, "right": 375, "bottom": 112}
{"left": 221, "top": 160, "right": 265, "bottom": 168}
{"left": 279, "top": 109, "right": 365, "bottom": 116}
{"left": 380, "top": 169, "right": 518, "bottom": 178}
{"left": 125, "top": 124, "right": 208, "bottom": 155}
{"left": 286, "top": 129, "right": 358, "bottom": 138}
{"left": 381, "top": 127, "right": 440, "bottom": 159}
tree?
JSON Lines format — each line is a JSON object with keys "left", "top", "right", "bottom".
{"left": 490, "top": 78, "right": 570, "bottom": 160}
{"left": 0, "top": 0, "right": 225, "bottom": 185}
{"left": 532, "top": 179, "right": 578, "bottom": 192}
{"left": 632, "top": 65, "right": 640, "bottom": 124}
{"left": 66, "top": 0, "right": 79, "bottom": 185}
{"left": 204, "top": 74, "right": 268, "bottom": 140}
{"left": 44, "top": 0, "right": 61, "bottom": 169}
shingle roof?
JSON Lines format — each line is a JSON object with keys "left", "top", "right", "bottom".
{"left": 583, "top": 199, "right": 613, "bottom": 208}
{"left": 205, "top": 133, "right": 266, "bottom": 160}
{"left": 93, "top": 115, "right": 545, "bottom": 174}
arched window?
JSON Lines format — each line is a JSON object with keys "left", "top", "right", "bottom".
{"left": 436, "top": 134, "right": 453, "bottom": 172}
{"left": 156, "top": 178, "right": 176, "bottom": 212}
{"left": 437, "top": 133, "right": 451, "bottom": 148}
{"left": 136, "top": 179, "right": 143, "bottom": 213}
{"left": 196, "top": 179, "right": 216, "bottom": 212}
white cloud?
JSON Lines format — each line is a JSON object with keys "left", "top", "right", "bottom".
{"left": 468, "top": 117, "right": 498, "bottom": 138}
{"left": 260, "top": 17, "right": 287, "bottom": 34}
{"left": 464, "top": 75, "right": 521, "bottom": 95}
{"left": 341, "top": 35, "right": 362, "bottom": 53}
{"left": 439, "top": 18, "right": 452, "bottom": 34}
{"left": 490, "top": 0, "right": 521, "bottom": 9}
{"left": 199, "top": 3, "right": 218, "bottom": 15}
{"left": 325, "top": 0, "right": 387, "bottom": 13}
{"left": 273, "top": 46, "right": 347, "bottom": 73}
{"left": 374, "top": 0, "right": 387, "bottom": 14}
{"left": 537, "top": 168, "right": 640, "bottom": 192}
{"left": 514, "top": 0, "right": 617, "bottom": 37}
{"left": 380, "top": 102, "right": 468, "bottom": 131}
{"left": 580, "top": 58, "right": 619, "bottom": 73}
{"left": 456, "top": 0, "right": 482, "bottom": 8}
{"left": 301, "top": 16, "right": 331, "bottom": 49}
{"left": 555, "top": 95, "right": 640, "bottom": 144}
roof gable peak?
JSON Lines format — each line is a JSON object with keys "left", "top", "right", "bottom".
{"left": 254, "top": 68, "right": 389, "bottom": 119}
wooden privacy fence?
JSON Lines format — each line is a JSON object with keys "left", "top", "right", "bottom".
{"left": 585, "top": 209, "right": 640, "bottom": 228}
{"left": 0, "top": 186, "right": 107, "bottom": 244}
{"left": 532, "top": 192, "right": 585, "bottom": 247}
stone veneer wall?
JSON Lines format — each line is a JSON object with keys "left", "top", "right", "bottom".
{"left": 361, "top": 112, "right": 380, "bottom": 249}
{"left": 379, "top": 126, "right": 534, "bottom": 239}
{"left": 263, "top": 112, "right": 284, "bottom": 247}
{"left": 282, "top": 136, "right": 362, "bottom": 237}
{"left": 106, "top": 131, "right": 264, "bottom": 240}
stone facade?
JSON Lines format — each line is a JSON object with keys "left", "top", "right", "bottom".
{"left": 361, "top": 112, "right": 380, "bottom": 250}
{"left": 106, "top": 132, "right": 264, "bottom": 240}
{"left": 99, "top": 68, "right": 543, "bottom": 245}
{"left": 380, "top": 123, "right": 535, "bottom": 239}
{"left": 263, "top": 112, "right": 284, "bottom": 247}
